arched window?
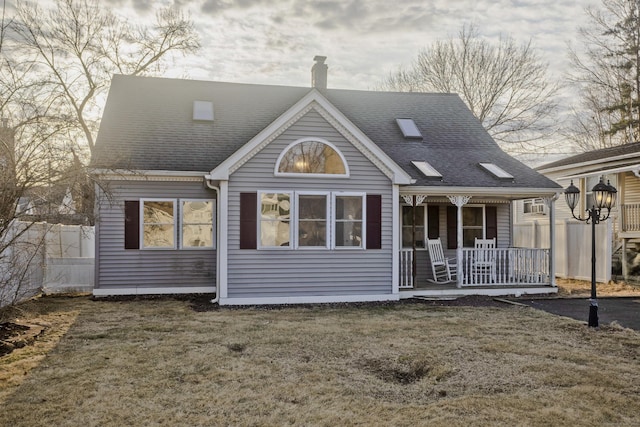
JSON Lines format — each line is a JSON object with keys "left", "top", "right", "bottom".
{"left": 275, "top": 138, "right": 348, "bottom": 176}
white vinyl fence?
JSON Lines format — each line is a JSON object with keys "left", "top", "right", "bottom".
{"left": 1, "top": 221, "right": 95, "bottom": 308}
{"left": 513, "top": 219, "right": 612, "bottom": 283}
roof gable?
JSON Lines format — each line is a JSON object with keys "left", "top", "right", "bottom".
{"left": 206, "top": 89, "right": 412, "bottom": 184}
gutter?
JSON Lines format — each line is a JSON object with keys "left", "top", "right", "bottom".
{"left": 558, "top": 164, "right": 640, "bottom": 180}
{"left": 204, "top": 177, "right": 220, "bottom": 305}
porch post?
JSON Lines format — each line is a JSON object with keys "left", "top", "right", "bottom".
{"left": 544, "top": 194, "right": 558, "bottom": 287}
{"left": 401, "top": 194, "right": 427, "bottom": 286}
{"left": 622, "top": 238, "right": 629, "bottom": 281}
{"left": 392, "top": 185, "right": 400, "bottom": 294}
{"left": 447, "top": 195, "right": 472, "bottom": 288}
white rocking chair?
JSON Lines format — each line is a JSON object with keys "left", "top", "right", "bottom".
{"left": 473, "top": 238, "right": 497, "bottom": 283}
{"left": 427, "top": 238, "right": 457, "bottom": 284}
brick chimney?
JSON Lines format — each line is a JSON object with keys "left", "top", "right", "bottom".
{"left": 311, "top": 56, "right": 328, "bottom": 89}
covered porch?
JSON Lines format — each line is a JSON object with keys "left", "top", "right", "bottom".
{"left": 397, "top": 188, "right": 559, "bottom": 297}
{"left": 399, "top": 247, "right": 556, "bottom": 298}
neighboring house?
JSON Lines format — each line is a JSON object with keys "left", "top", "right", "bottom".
{"left": 533, "top": 143, "right": 640, "bottom": 280}
{"left": 90, "top": 57, "right": 561, "bottom": 305}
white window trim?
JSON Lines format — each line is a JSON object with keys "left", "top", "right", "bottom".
{"left": 274, "top": 137, "right": 350, "bottom": 178}
{"left": 462, "top": 204, "right": 485, "bottom": 247}
{"left": 179, "top": 199, "right": 216, "bottom": 250}
{"left": 400, "top": 203, "right": 427, "bottom": 250}
{"left": 257, "top": 191, "right": 293, "bottom": 250}
{"left": 332, "top": 192, "right": 366, "bottom": 250}
{"left": 256, "top": 191, "right": 367, "bottom": 250}
{"left": 295, "top": 192, "right": 330, "bottom": 250}
{"left": 140, "top": 198, "right": 177, "bottom": 250}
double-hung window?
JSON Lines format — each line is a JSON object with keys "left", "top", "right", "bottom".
{"left": 252, "top": 191, "right": 370, "bottom": 250}
{"left": 181, "top": 200, "right": 215, "bottom": 248}
{"left": 142, "top": 199, "right": 176, "bottom": 249}
{"left": 402, "top": 205, "right": 425, "bottom": 248}
{"left": 297, "top": 193, "right": 329, "bottom": 248}
{"left": 127, "top": 198, "right": 215, "bottom": 250}
{"left": 334, "top": 194, "right": 363, "bottom": 248}
{"left": 462, "top": 206, "right": 484, "bottom": 247}
{"left": 259, "top": 192, "right": 291, "bottom": 248}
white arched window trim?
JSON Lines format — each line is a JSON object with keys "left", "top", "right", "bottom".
{"left": 274, "top": 137, "right": 350, "bottom": 178}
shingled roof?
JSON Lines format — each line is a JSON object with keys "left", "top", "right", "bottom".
{"left": 538, "top": 142, "right": 640, "bottom": 171}
{"left": 92, "top": 74, "right": 559, "bottom": 191}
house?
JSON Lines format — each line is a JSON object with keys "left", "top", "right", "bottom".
{"left": 533, "top": 142, "right": 640, "bottom": 280}
{"left": 90, "top": 57, "right": 561, "bottom": 305}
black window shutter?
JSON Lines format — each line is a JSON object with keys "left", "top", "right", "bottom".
{"left": 124, "top": 200, "right": 140, "bottom": 249}
{"left": 446, "top": 206, "right": 457, "bottom": 249}
{"left": 486, "top": 206, "right": 498, "bottom": 240}
{"left": 427, "top": 205, "right": 439, "bottom": 239}
{"left": 366, "top": 194, "right": 382, "bottom": 249}
{"left": 240, "top": 192, "right": 257, "bottom": 249}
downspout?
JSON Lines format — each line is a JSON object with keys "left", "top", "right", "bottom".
{"left": 205, "top": 178, "right": 220, "bottom": 304}
{"left": 547, "top": 193, "right": 559, "bottom": 288}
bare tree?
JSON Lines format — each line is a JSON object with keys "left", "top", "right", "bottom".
{"left": 9, "top": 0, "right": 200, "bottom": 156}
{"left": 0, "top": 0, "right": 200, "bottom": 307}
{"left": 568, "top": 0, "right": 640, "bottom": 150}
{"left": 378, "top": 24, "right": 559, "bottom": 152}
{"left": 0, "top": 53, "right": 73, "bottom": 308}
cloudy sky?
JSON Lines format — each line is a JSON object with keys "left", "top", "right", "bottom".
{"left": 102, "top": 0, "right": 597, "bottom": 92}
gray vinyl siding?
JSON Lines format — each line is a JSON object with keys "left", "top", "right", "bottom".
{"left": 624, "top": 172, "right": 640, "bottom": 204}
{"left": 496, "top": 203, "right": 511, "bottom": 247}
{"left": 227, "top": 109, "right": 393, "bottom": 298}
{"left": 95, "top": 180, "right": 217, "bottom": 291}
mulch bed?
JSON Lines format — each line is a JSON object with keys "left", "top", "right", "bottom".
{"left": 92, "top": 293, "right": 508, "bottom": 311}
{"left": 187, "top": 294, "right": 509, "bottom": 312}
{"left": 0, "top": 322, "right": 46, "bottom": 357}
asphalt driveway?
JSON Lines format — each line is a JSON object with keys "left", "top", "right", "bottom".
{"left": 517, "top": 297, "right": 640, "bottom": 330}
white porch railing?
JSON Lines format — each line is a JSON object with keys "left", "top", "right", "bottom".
{"left": 399, "top": 249, "right": 413, "bottom": 288}
{"left": 398, "top": 247, "right": 550, "bottom": 288}
{"left": 621, "top": 203, "right": 640, "bottom": 232}
{"left": 460, "top": 248, "right": 549, "bottom": 286}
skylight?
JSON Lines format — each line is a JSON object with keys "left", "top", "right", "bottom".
{"left": 396, "top": 118, "right": 422, "bottom": 139}
{"left": 193, "top": 101, "right": 214, "bottom": 121}
{"left": 411, "top": 161, "right": 442, "bottom": 178}
{"left": 479, "top": 163, "right": 513, "bottom": 179}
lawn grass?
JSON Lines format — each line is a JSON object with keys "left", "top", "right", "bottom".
{"left": 1, "top": 295, "right": 639, "bottom": 426}
{"left": 557, "top": 278, "right": 640, "bottom": 297}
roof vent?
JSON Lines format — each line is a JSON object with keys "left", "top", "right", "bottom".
{"left": 193, "top": 101, "right": 214, "bottom": 121}
{"left": 479, "top": 162, "right": 513, "bottom": 179}
{"left": 312, "top": 56, "right": 328, "bottom": 89}
{"left": 396, "top": 118, "right": 422, "bottom": 139}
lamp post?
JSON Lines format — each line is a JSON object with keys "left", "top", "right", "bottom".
{"left": 564, "top": 177, "right": 617, "bottom": 327}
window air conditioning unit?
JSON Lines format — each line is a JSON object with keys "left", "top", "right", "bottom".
{"left": 530, "top": 203, "right": 546, "bottom": 214}
{"left": 524, "top": 199, "right": 547, "bottom": 215}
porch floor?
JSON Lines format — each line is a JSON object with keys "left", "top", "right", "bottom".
{"left": 399, "top": 282, "right": 558, "bottom": 299}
